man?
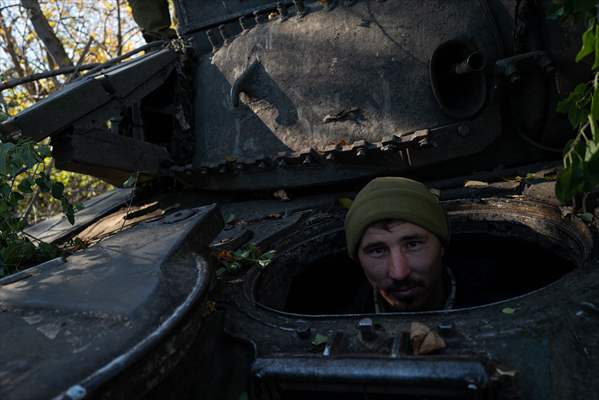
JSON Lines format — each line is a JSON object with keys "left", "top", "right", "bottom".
{"left": 345, "top": 177, "right": 455, "bottom": 312}
{"left": 128, "top": 0, "right": 177, "bottom": 42}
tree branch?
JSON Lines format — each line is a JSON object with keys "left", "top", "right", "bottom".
{"left": 21, "top": 0, "right": 73, "bottom": 68}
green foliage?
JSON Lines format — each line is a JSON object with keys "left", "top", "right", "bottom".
{"left": 0, "top": 139, "right": 75, "bottom": 277}
{"left": 555, "top": 4, "right": 599, "bottom": 203}
{"left": 548, "top": 0, "right": 597, "bottom": 20}
{"left": 214, "top": 244, "right": 276, "bottom": 275}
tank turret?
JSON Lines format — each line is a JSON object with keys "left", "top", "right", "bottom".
{"left": 1, "top": 2, "right": 597, "bottom": 400}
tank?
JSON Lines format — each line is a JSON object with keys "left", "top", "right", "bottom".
{"left": 0, "top": 1, "right": 597, "bottom": 399}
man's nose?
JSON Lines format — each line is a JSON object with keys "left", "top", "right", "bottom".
{"left": 388, "top": 248, "right": 411, "bottom": 280}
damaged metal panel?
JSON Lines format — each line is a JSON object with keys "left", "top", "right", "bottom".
{"left": 0, "top": 204, "right": 223, "bottom": 400}
{"left": 193, "top": 0, "right": 503, "bottom": 172}
{"left": 0, "top": 48, "right": 177, "bottom": 141}
{"left": 52, "top": 128, "right": 173, "bottom": 186}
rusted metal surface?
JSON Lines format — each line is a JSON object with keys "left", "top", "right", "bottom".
{"left": 192, "top": 1, "right": 503, "bottom": 181}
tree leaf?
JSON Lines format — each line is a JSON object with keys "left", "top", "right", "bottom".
{"left": 51, "top": 181, "right": 65, "bottom": 199}
{"left": 591, "top": 75, "right": 599, "bottom": 125}
{"left": 572, "top": 0, "right": 598, "bottom": 13}
{"left": 576, "top": 23, "right": 596, "bottom": 62}
{"left": 594, "top": 24, "right": 599, "bottom": 70}
{"left": 0, "top": 183, "right": 10, "bottom": 198}
{"left": 35, "top": 174, "right": 51, "bottom": 192}
{"left": 35, "top": 144, "right": 52, "bottom": 159}
{"left": 61, "top": 198, "right": 75, "bottom": 225}
{"left": 338, "top": 197, "right": 353, "bottom": 209}
{"left": 257, "top": 259, "right": 271, "bottom": 268}
{"left": 17, "top": 177, "right": 34, "bottom": 193}
{"left": 122, "top": 175, "right": 137, "bottom": 188}
{"left": 585, "top": 147, "right": 599, "bottom": 185}
{"left": 556, "top": 163, "right": 584, "bottom": 202}
{"left": 577, "top": 212, "right": 594, "bottom": 222}
{"left": 311, "top": 334, "right": 328, "bottom": 346}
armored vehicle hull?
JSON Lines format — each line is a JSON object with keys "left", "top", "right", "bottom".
{"left": 1, "top": 1, "right": 597, "bottom": 399}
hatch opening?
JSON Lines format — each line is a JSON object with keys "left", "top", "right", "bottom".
{"left": 253, "top": 201, "right": 590, "bottom": 315}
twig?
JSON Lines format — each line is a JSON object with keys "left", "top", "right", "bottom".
{"left": 119, "top": 172, "right": 139, "bottom": 232}
{"left": 20, "top": 160, "right": 52, "bottom": 223}
{"left": 64, "top": 36, "right": 95, "bottom": 85}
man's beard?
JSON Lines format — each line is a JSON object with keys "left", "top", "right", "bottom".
{"left": 379, "top": 277, "right": 427, "bottom": 309}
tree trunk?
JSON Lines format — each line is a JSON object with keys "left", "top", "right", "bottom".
{"left": 0, "top": 10, "right": 37, "bottom": 96}
{"left": 20, "top": 0, "right": 72, "bottom": 68}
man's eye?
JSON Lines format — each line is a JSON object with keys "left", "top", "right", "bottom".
{"left": 366, "top": 247, "right": 387, "bottom": 257}
{"left": 406, "top": 241, "right": 423, "bottom": 250}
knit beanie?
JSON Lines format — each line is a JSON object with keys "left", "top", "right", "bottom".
{"left": 345, "top": 177, "right": 449, "bottom": 259}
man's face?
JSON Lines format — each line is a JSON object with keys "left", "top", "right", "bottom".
{"left": 357, "top": 221, "right": 445, "bottom": 311}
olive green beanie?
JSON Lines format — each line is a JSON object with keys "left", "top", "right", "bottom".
{"left": 345, "top": 177, "right": 449, "bottom": 259}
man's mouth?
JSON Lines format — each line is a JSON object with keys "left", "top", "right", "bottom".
{"left": 389, "top": 285, "right": 422, "bottom": 299}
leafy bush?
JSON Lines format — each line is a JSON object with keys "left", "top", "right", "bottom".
{"left": 0, "top": 138, "right": 75, "bottom": 277}
{"left": 553, "top": 1, "right": 599, "bottom": 203}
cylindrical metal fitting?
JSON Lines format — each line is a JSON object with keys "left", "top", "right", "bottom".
{"left": 453, "top": 52, "right": 486, "bottom": 75}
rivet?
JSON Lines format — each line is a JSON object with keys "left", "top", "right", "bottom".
{"left": 239, "top": 16, "right": 251, "bottom": 31}
{"left": 66, "top": 385, "right": 87, "bottom": 400}
{"left": 205, "top": 29, "right": 220, "bottom": 51}
{"left": 293, "top": 0, "right": 306, "bottom": 16}
{"left": 253, "top": 10, "right": 264, "bottom": 24}
{"left": 277, "top": 2, "right": 288, "bottom": 19}
{"left": 295, "top": 320, "right": 311, "bottom": 338}
{"left": 357, "top": 317, "right": 376, "bottom": 341}
{"left": 437, "top": 322, "right": 454, "bottom": 334}
{"left": 218, "top": 25, "right": 229, "bottom": 45}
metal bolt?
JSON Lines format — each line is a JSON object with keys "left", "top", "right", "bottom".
{"left": 239, "top": 16, "right": 251, "bottom": 31}
{"left": 294, "top": 0, "right": 306, "bottom": 16}
{"left": 417, "top": 138, "right": 429, "bottom": 148}
{"left": 205, "top": 29, "right": 220, "bottom": 51}
{"left": 199, "top": 167, "right": 208, "bottom": 175}
{"left": 277, "top": 158, "right": 287, "bottom": 167}
{"left": 302, "top": 155, "right": 312, "bottom": 165}
{"left": 437, "top": 322, "right": 454, "bottom": 334}
{"left": 218, "top": 25, "right": 229, "bottom": 45}
{"left": 218, "top": 165, "right": 228, "bottom": 174}
{"left": 253, "top": 10, "right": 264, "bottom": 24}
{"left": 277, "top": 2, "right": 288, "bottom": 19}
{"left": 356, "top": 148, "right": 367, "bottom": 158}
{"left": 326, "top": 153, "right": 335, "bottom": 161}
{"left": 457, "top": 125, "right": 470, "bottom": 137}
{"left": 295, "top": 320, "right": 311, "bottom": 339}
{"left": 66, "top": 385, "right": 87, "bottom": 400}
{"left": 390, "top": 332, "right": 408, "bottom": 358}
{"left": 258, "top": 161, "right": 267, "bottom": 169}
{"left": 358, "top": 317, "right": 376, "bottom": 341}
{"left": 381, "top": 144, "right": 397, "bottom": 152}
